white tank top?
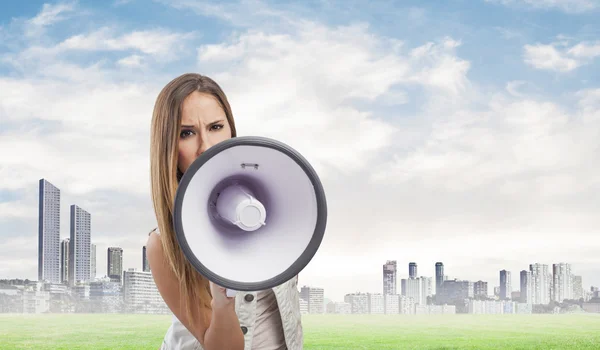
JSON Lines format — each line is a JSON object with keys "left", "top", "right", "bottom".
{"left": 151, "top": 229, "right": 303, "bottom": 350}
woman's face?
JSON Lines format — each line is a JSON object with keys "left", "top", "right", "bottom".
{"left": 177, "top": 91, "right": 232, "bottom": 175}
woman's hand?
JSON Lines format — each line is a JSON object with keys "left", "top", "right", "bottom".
{"left": 209, "top": 281, "right": 235, "bottom": 310}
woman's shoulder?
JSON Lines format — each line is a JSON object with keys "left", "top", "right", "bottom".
{"left": 145, "top": 227, "right": 162, "bottom": 260}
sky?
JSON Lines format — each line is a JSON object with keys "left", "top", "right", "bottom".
{"left": 0, "top": 0, "right": 599, "bottom": 302}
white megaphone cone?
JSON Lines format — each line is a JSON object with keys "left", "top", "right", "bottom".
{"left": 173, "top": 136, "right": 327, "bottom": 296}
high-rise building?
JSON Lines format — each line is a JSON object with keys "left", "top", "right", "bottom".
{"left": 572, "top": 276, "right": 584, "bottom": 301}
{"left": 401, "top": 276, "right": 431, "bottom": 305}
{"left": 552, "top": 263, "right": 573, "bottom": 302}
{"left": 499, "top": 270, "right": 511, "bottom": 300}
{"left": 107, "top": 247, "right": 124, "bottom": 283}
{"left": 91, "top": 243, "right": 97, "bottom": 281}
{"left": 60, "top": 238, "right": 69, "bottom": 284}
{"left": 420, "top": 276, "right": 433, "bottom": 304}
{"left": 520, "top": 270, "right": 532, "bottom": 304}
{"left": 38, "top": 179, "right": 61, "bottom": 284}
{"left": 383, "top": 260, "right": 397, "bottom": 295}
{"left": 409, "top": 262, "right": 417, "bottom": 279}
{"left": 142, "top": 246, "right": 150, "bottom": 272}
{"left": 435, "top": 262, "right": 444, "bottom": 293}
{"left": 530, "top": 263, "right": 551, "bottom": 305}
{"left": 69, "top": 205, "right": 91, "bottom": 286}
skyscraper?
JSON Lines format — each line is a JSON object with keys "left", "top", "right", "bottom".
{"left": 409, "top": 262, "right": 417, "bottom": 279}
{"left": 530, "top": 263, "right": 551, "bottom": 305}
{"left": 60, "top": 238, "right": 70, "bottom": 284}
{"left": 38, "top": 179, "right": 61, "bottom": 284}
{"left": 552, "top": 263, "right": 573, "bottom": 302}
{"left": 520, "top": 270, "right": 532, "bottom": 304}
{"left": 108, "top": 247, "right": 124, "bottom": 283}
{"left": 572, "top": 276, "right": 583, "bottom": 301}
{"left": 382, "top": 260, "right": 397, "bottom": 295}
{"left": 142, "top": 246, "right": 150, "bottom": 272}
{"left": 499, "top": 270, "right": 511, "bottom": 300}
{"left": 69, "top": 205, "right": 91, "bottom": 286}
{"left": 435, "top": 262, "right": 444, "bottom": 293}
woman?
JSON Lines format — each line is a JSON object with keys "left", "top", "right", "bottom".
{"left": 145, "top": 73, "right": 303, "bottom": 350}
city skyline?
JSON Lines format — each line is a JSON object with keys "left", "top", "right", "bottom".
{"left": 1, "top": 0, "right": 600, "bottom": 303}
{"left": 11, "top": 177, "right": 595, "bottom": 307}
{"left": 2, "top": 176, "right": 598, "bottom": 303}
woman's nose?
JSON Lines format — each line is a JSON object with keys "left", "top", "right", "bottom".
{"left": 197, "top": 140, "right": 212, "bottom": 156}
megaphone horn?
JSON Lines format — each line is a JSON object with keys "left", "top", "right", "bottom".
{"left": 173, "top": 136, "right": 327, "bottom": 293}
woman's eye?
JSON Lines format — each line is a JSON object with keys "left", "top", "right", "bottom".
{"left": 180, "top": 130, "right": 193, "bottom": 138}
{"left": 211, "top": 124, "right": 223, "bottom": 131}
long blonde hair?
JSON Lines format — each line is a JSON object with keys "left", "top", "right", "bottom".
{"left": 150, "top": 73, "right": 237, "bottom": 326}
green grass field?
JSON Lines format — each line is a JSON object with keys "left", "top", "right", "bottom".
{"left": 1, "top": 313, "right": 599, "bottom": 349}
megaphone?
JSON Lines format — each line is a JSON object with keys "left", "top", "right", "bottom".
{"left": 173, "top": 136, "right": 327, "bottom": 296}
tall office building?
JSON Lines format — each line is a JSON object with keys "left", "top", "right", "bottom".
{"left": 530, "top": 263, "right": 551, "bottom": 305}
{"left": 383, "top": 260, "right": 397, "bottom": 295}
{"left": 520, "top": 270, "right": 532, "bottom": 304}
{"left": 60, "top": 238, "right": 70, "bottom": 284}
{"left": 38, "top": 179, "right": 61, "bottom": 284}
{"left": 420, "top": 276, "right": 433, "bottom": 304}
{"left": 91, "top": 243, "right": 97, "bottom": 281}
{"left": 552, "top": 263, "right": 573, "bottom": 302}
{"left": 572, "top": 276, "right": 584, "bottom": 301}
{"left": 401, "top": 276, "right": 432, "bottom": 305}
{"left": 499, "top": 270, "right": 511, "bottom": 300}
{"left": 69, "top": 205, "right": 91, "bottom": 285}
{"left": 435, "top": 262, "right": 444, "bottom": 293}
{"left": 142, "top": 246, "right": 150, "bottom": 272}
{"left": 409, "top": 262, "right": 417, "bottom": 279}
{"left": 108, "top": 247, "right": 124, "bottom": 283}
{"left": 402, "top": 278, "right": 421, "bottom": 304}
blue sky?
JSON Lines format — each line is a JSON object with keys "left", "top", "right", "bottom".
{"left": 0, "top": 0, "right": 599, "bottom": 301}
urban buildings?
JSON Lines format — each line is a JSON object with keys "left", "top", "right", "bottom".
{"left": 382, "top": 260, "right": 397, "bottom": 295}
{"left": 69, "top": 205, "right": 91, "bottom": 286}
{"left": 38, "top": 179, "right": 61, "bottom": 284}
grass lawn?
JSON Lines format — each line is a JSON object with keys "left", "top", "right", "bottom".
{"left": 0, "top": 313, "right": 599, "bottom": 349}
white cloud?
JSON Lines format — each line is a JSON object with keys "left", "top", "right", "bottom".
{"left": 158, "top": 0, "right": 296, "bottom": 28}
{"left": 485, "top": 0, "right": 599, "bottom": 13}
{"left": 196, "top": 24, "right": 470, "bottom": 176}
{"left": 524, "top": 43, "right": 582, "bottom": 72}
{"left": 567, "top": 41, "right": 600, "bottom": 58}
{"left": 371, "top": 91, "right": 599, "bottom": 195}
{"left": 25, "top": 1, "right": 77, "bottom": 36}
{"left": 523, "top": 39, "right": 600, "bottom": 72}
{"left": 117, "top": 54, "right": 144, "bottom": 67}
{"left": 0, "top": 77, "right": 158, "bottom": 196}
{"left": 15, "top": 26, "right": 197, "bottom": 65}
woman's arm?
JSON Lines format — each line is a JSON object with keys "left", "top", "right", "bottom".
{"left": 146, "top": 232, "right": 245, "bottom": 350}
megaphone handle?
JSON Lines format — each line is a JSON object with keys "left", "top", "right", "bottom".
{"left": 226, "top": 288, "right": 237, "bottom": 298}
